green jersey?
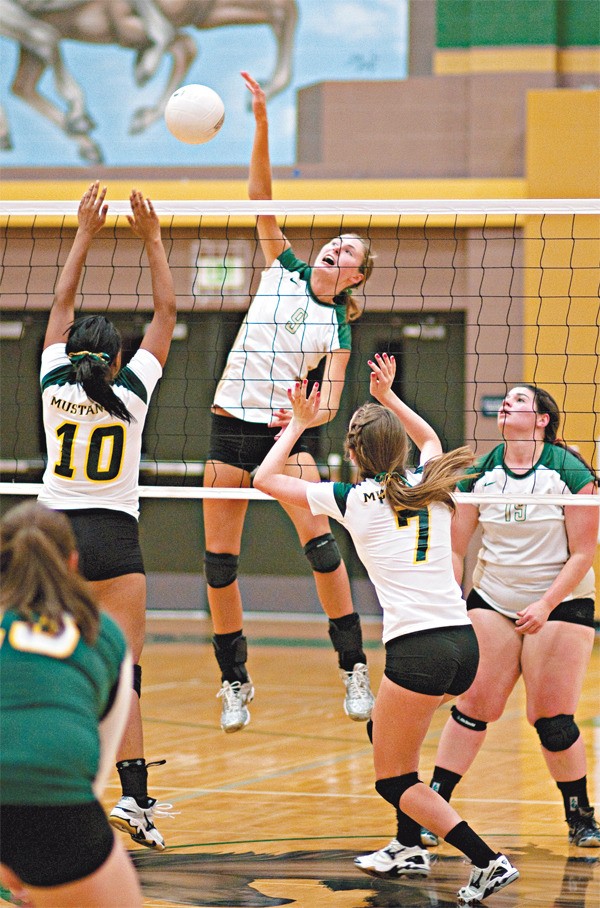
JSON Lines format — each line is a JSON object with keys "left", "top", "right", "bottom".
{"left": 0, "top": 610, "right": 126, "bottom": 805}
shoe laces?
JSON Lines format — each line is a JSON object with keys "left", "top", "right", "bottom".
{"left": 217, "top": 680, "right": 242, "bottom": 707}
{"left": 151, "top": 802, "right": 178, "bottom": 819}
{"left": 345, "top": 663, "right": 370, "bottom": 697}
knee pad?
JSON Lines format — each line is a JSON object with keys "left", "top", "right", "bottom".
{"left": 204, "top": 551, "right": 239, "bottom": 589}
{"left": 303, "top": 533, "right": 341, "bottom": 573}
{"left": 451, "top": 705, "right": 487, "bottom": 733}
{"left": 376, "top": 772, "right": 421, "bottom": 807}
{"left": 535, "top": 714, "right": 580, "bottom": 752}
{"left": 133, "top": 663, "right": 142, "bottom": 698}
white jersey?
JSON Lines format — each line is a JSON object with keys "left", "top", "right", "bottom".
{"left": 459, "top": 443, "right": 596, "bottom": 616}
{"left": 39, "top": 344, "right": 162, "bottom": 519}
{"left": 306, "top": 473, "right": 470, "bottom": 644}
{"left": 214, "top": 248, "right": 351, "bottom": 423}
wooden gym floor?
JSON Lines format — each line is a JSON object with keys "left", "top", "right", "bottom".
{"left": 92, "top": 612, "right": 600, "bottom": 908}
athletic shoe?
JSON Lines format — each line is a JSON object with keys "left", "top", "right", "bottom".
{"left": 457, "top": 853, "right": 519, "bottom": 904}
{"left": 568, "top": 807, "right": 600, "bottom": 847}
{"left": 341, "top": 662, "right": 375, "bottom": 721}
{"left": 420, "top": 827, "right": 440, "bottom": 847}
{"left": 217, "top": 679, "right": 254, "bottom": 733}
{"left": 354, "top": 839, "right": 430, "bottom": 879}
{"left": 109, "top": 796, "right": 174, "bottom": 850}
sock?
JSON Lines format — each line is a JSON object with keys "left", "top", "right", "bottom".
{"left": 445, "top": 820, "right": 497, "bottom": 868}
{"left": 430, "top": 765, "right": 463, "bottom": 803}
{"left": 116, "top": 758, "right": 151, "bottom": 807}
{"left": 395, "top": 809, "right": 422, "bottom": 847}
{"left": 328, "top": 613, "right": 366, "bottom": 672}
{"left": 557, "top": 777, "right": 591, "bottom": 820}
{"left": 213, "top": 631, "right": 249, "bottom": 684}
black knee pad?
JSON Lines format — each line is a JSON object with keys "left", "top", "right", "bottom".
{"left": 376, "top": 773, "right": 421, "bottom": 807}
{"left": 303, "top": 533, "right": 341, "bottom": 573}
{"left": 535, "top": 714, "right": 580, "bottom": 752}
{"left": 451, "top": 705, "right": 487, "bottom": 732}
{"left": 133, "top": 663, "right": 142, "bottom": 698}
{"left": 204, "top": 551, "right": 239, "bottom": 589}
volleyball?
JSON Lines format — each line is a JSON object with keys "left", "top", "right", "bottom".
{"left": 164, "top": 84, "right": 225, "bottom": 144}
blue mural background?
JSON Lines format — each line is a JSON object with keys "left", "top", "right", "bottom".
{"left": 0, "top": 0, "right": 407, "bottom": 167}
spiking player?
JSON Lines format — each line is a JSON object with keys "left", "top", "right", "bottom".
{"left": 202, "top": 72, "right": 376, "bottom": 733}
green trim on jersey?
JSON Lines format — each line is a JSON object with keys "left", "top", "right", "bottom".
{"left": 115, "top": 365, "right": 148, "bottom": 404}
{"left": 278, "top": 248, "right": 352, "bottom": 351}
{"left": 40, "top": 364, "right": 73, "bottom": 392}
{"left": 332, "top": 481, "right": 355, "bottom": 517}
{"left": 458, "top": 442, "right": 594, "bottom": 493}
{"left": 41, "top": 362, "right": 148, "bottom": 404}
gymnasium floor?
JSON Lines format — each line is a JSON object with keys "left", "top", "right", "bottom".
{"left": 102, "top": 613, "right": 599, "bottom": 908}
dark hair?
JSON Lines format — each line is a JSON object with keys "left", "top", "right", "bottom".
{"left": 333, "top": 234, "right": 376, "bottom": 323}
{"left": 66, "top": 316, "right": 132, "bottom": 422}
{"left": 520, "top": 383, "right": 596, "bottom": 477}
{"left": 345, "top": 402, "right": 475, "bottom": 512}
{"left": 1, "top": 502, "right": 99, "bottom": 644}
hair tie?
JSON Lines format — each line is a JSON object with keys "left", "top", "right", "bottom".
{"left": 375, "top": 471, "right": 402, "bottom": 484}
{"left": 68, "top": 351, "right": 111, "bottom": 365}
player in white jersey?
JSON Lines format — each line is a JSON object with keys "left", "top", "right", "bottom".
{"left": 39, "top": 181, "right": 177, "bottom": 850}
{"left": 203, "top": 72, "right": 376, "bottom": 734}
{"left": 419, "top": 383, "right": 600, "bottom": 850}
{"left": 254, "top": 353, "right": 519, "bottom": 904}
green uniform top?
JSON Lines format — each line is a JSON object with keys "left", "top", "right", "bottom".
{"left": 0, "top": 609, "right": 126, "bottom": 805}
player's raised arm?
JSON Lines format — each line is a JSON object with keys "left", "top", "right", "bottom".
{"left": 369, "top": 352, "right": 442, "bottom": 463}
{"left": 254, "top": 380, "right": 321, "bottom": 508}
{"left": 241, "top": 70, "right": 289, "bottom": 266}
{"left": 44, "top": 182, "right": 108, "bottom": 349}
{"left": 128, "top": 189, "right": 176, "bottom": 368}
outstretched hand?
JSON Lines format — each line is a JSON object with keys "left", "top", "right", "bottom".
{"left": 368, "top": 352, "right": 396, "bottom": 404}
{"left": 77, "top": 181, "right": 108, "bottom": 236}
{"left": 241, "top": 70, "right": 267, "bottom": 121}
{"left": 288, "top": 379, "right": 320, "bottom": 429}
{"left": 127, "top": 189, "right": 160, "bottom": 242}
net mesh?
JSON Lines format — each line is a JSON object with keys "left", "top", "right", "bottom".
{"left": 0, "top": 199, "right": 598, "bottom": 506}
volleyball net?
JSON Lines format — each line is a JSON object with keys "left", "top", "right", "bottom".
{"left": 1, "top": 198, "right": 598, "bottom": 508}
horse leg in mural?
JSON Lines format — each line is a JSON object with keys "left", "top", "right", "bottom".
{"left": 0, "top": 0, "right": 103, "bottom": 162}
{"left": 128, "top": 0, "right": 299, "bottom": 133}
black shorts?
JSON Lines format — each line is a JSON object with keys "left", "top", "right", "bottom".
{"left": 384, "top": 624, "right": 479, "bottom": 697}
{"left": 467, "top": 589, "right": 595, "bottom": 628}
{"left": 0, "top": 801, "right": 114, "bottom": 886}
{"left": 207, "top": 412, "right": 308, "bottom": 473}
{"left": 62, "top": 508, "right": 145, "bottom": 581}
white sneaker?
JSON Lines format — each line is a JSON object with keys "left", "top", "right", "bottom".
{"left": 109, "top": 796, "right": 174, "bottom": 850}
{"left": 354, "top": 839, "right": 430, "bottom": 879}
{"left": 457, "top": 853, "right": 519, "bottom": 904}
{"left": 341, "top": 662, "right": 375, "bottom": 721}
{"left": 217, "top": 679, "right": 254, "bottom": 732}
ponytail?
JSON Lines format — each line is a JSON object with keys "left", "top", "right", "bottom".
{"left": 346, "top": 402, "right": 476, "bottom": 514}
{"left": 379, "top": 446, "right": 476, "bottom": 514}
{"left": 66, "top": 316, "right": 132, "bottom": 422}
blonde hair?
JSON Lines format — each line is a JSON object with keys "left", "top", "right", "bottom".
{"left": 345, "top": 403, "right": 475, "bottom": 512}
{"left": 334, "top": 234, "right": 376, "bottom": 323}
{"left": 1, "top": 502, "right": 99, "bottom": 644}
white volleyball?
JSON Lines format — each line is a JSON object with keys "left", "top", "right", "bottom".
{"left": 164, "top": 84, "right": 225, "bottom": 145}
